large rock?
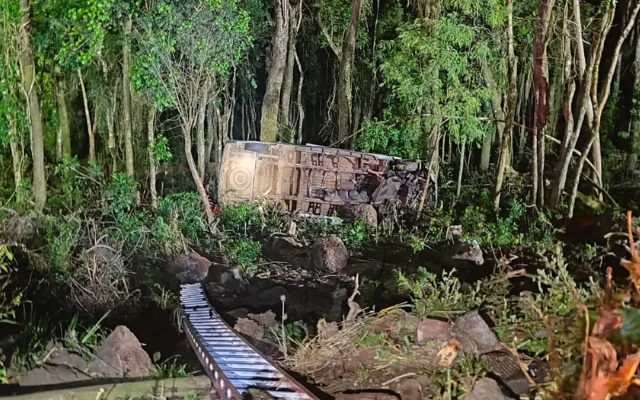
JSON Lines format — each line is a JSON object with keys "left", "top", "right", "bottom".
{"left": 464, "top": 377, "right": 514, "bottom": 400}
{"left": 337, "top": 204, "right": 378, "bottom": 230}
{"left": 373, "top": 310, "right": 422, "bottom": 341}
{"left": 310, "top": 236, "right": 349, "bottom": 273}
{"left": 166, "top": 252, "right": 211, "bottom": 283}
{"left": 449, "top": 240, "right": 484, "bottom": 265}
{"left": 390, "top": 378, "right": 423, "bottom": 400}
{"left": 451, "top": 310, "right": 501, "bottom": 356}
{"left": 94, "top": 326, "right": 152, "bottom": 378}
{"left": 18, "top": 365, "right": 90, "bottom": 386}
{"left": 416, "top": 318, "right": 451, "bottom": 344}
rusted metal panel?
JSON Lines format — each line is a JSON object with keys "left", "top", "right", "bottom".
{"left": 218, "top": 141, "right": 419, "bottom": 216}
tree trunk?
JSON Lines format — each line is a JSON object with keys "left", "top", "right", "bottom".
{"left": 77, "top": 69, "right": 96, "bottom": 162}
{"left": 197, "top": 78, "right": 209, "bottom": 182}
{"left": 494, "top": 0, "right": 517, "bottom": 209}
{"left": 295, "top": 50, "right": 305, "bottom": 144}
{"left": 260, "top": 0, "right": 289, "bottom": 142}
{"left": 18, "top": 0, "right": 46, "bottom": 212}
{"left": 182, "top": 125, "right": 214, "bottom": 226}
{"left": 54, "top": 66, "right": 71, "bottom": 159}
{"left": 518, "top": 67, "right": 532, "bottom": 164}
{"left": 630, "top": 24, "right": 640, "bottom": 172}
{"left": 107, "top": 84, "right": 118, "bottom": 174}
{"left": 417, "top": 128, "right": 440, "bottom": 216}
{"left": 337, "top": 0, "right": 363, "bottom": 143}
{"left": 123, "top": 16, "right": 135, "bottom": 179}
{"left": 206, "top": 102, "right": 215, "bottom": 163}
{"left": 148, "top": 107, "right": 157, "bottom": 210}
{"left": 281, "top": 2, "right": 300, "bottom": 127}
{"left": 531, "top": 0, "right": 555, "bottom": 207}
{"left": 456, "top": 141, "right": 465, "bottom": 198}
{"left": 480, "top": 57, "right": 506, "bottom": 171}
{"left": 8, "top": 104, "right": 24, "bottom": 204}
{"left": 566, "top": 1, "right": 640, "bottom": 213}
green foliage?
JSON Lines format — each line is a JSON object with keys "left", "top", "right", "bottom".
{"left": 619, "top": 307, "right": 640, "bottom": 341}
{"left": 151, "top": 353, "right": 190, "bottom": 379}
{"left": 224, "top": 238, "right": 262, "bottom": 267}
{"left": 133, "top": 0, "right": 252, "bottom": 109}
{"left": 395, "top": 267, "right": 482, "bottom": 318}
{"left": 220, "top": 202, "right": 261, "bottom": 232}
{"left": 378, "top": 15, "right": 494, "bottom": 158}
{"left": 64, "top": 310, "right": 111, "bottom": 354}
{"left": 0, "top": 245, "right": 21, "bottom": 323}
{"left": 10, "top": 305, "right": 51, "bottom": 372}
{"left": 151, "top": 135, "right": 173, "bottom": 164}
{"left": 353, "top": 119, "right": 419, "bottom": 159}
{"left": 150, "top": 284, "right": 179, "bottom": 311}
{"left": 43, "top": 215, "right": 80, "bottom": 281}
{"left": 106, "top": 173, "right": 137, "bottom": 216}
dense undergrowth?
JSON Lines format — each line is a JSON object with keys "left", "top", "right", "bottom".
{"left": 0, "top": 160, "right": 637, "bottom": 399}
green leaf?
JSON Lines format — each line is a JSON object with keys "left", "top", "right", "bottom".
{"left": 619, "top": 307, "right": 640, "bottom": 340}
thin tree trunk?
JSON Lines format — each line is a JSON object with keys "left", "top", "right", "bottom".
{"left": 531, "top": 0, "right": 555, "bottom": 207}
{"left": 260, "top": 0, "right": 289, "bottom": 142}
{"left": 206, "top": 102, "right": 215, "bottom": 163}
{"left": 417, "top": 126, "right": 441, "bottom": 215}
{"left": 8, "top": 100, "right": 24, "bottom": 204}
{"left": 54, "top": 66, "right": 71, "bottom": 159}
{"left": 567, "top": 1, "right": 640, "bottom": 213}
{"left": 568, "top": 135, "right": 596, "bottom": 217}
{"left": 148, "top": 107, "right": 157, "bottom": 210}
{"left": 241, "top": 99, "right": 246, "bottom": 140}
{"left": 494, "top": 0, "right": 517, "bottom": 209}
{"left": 630, "top": 24, "right": 640, "bottom": 172}
{"left": 123, "top": 15, "right": 135, "bottom": 179}
{"left": 518, "top": 67, "right": 532, "bottom": 163}
{"left": 229, "top": 67, "right": 236, "bottom": 140}
{"left": 295, "top": 50, "right": 304, "bottom": 144}
{"left": 337, "top": 0, "right": 363, "bottom": 142}
{"left": 18, "top": 0, "right": 46, "bottom": 212}
{"left": 197, "top": 78, "right": 209, "bottom": 182}
{"left": 182, "top": 125, "right": 214, "bottom": 225}
{"left": 480, "top": 57, "right": 506, "bottom": 171}
{"left": 77, "top": 69, "right": 95, "bottom": 162}
{"left": 456, "top": 141, "right": 465, "bottom": 198}
{"left": 107, "top": 84, "right": 118, "bottom": 173}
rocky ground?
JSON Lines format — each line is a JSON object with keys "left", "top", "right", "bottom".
{"left": 3, "top": 208, "right": 638, "bottom": 400}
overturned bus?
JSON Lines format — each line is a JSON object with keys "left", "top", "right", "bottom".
{"left": 217, "top": 141, "right": 426, "bottom": 217}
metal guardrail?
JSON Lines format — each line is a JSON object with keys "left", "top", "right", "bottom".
{"left": 179, "top": 284, "right": 317, "bottom": 400}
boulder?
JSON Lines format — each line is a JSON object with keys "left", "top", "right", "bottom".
{"left": 247, "top": 311, "right": 278, "bottom": 330}
{"left": 234, "top": 318, "right": 264, "bottom": 340}
{"left": 390, "top": 378, "right": 423, "bottom": 400}
{"left": 451, "top": 310, "right": 501, "bottom": 356}
{"left": 310, "top": 236, "right": 349, "bottom": 273}
{"left": 416, "top": 318, "right": 451, "bottom": 344}
{"left": 48, "top": 346, "right": 88, "bottom": 370}
{"left": 18, "top": 365, "right": 90, "bottom": 386}
{"left": 373, "top": 310, "right": 421, "bottom": 341}
{"left": 217, "top": 265, "right": 248, "bottom": 294}
{"left": 166, "top": 252, "right": 211, "bottom": 283}
{"left": 450, "top": 240, "right": 484, "bottom": 265}
{"left": 464, "top": 377, "right": 514, "bottom": 400}
{"left": 94, "top": 326, "right": 152, "bottom": 378}
{"left": 337, "top": 204, "right": 378, "bottom": 230}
